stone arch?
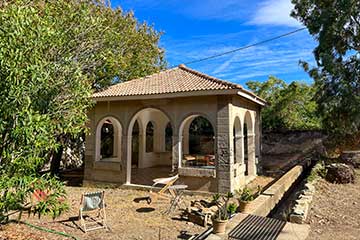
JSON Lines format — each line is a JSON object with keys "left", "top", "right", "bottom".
{"left": 178, "top": 114, "right": 215, "bottom": 169}
{"left": 243, "top": 111, "right": 256, "bottom": 177}
{"left": 95, "top": 116, "right": 123, "bottom": 162}
{"left": 233, "top": 116, "right": 243, "bottom": 164}
{"left": 126, "top": 107, "right": 172, "bottom": 184}
{"left": 243, "top": 111, "right": 254, "bottom": 134}
{"left": 125, "top": 105, "right": 174, "bottom": 133}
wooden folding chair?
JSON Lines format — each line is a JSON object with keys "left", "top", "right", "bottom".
{"left": 79, "top": 191, "right": 108, "bottom": 232}
{"left": 149, "top": 174, "right": 179, "bottom": 203}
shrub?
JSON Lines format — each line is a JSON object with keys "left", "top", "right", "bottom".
{"left": 237, "top": 186, "right": 262, "bottom": 202}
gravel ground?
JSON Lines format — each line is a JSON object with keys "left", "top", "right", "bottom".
{"left": 0, "top": 187, "right": 210, "bottom": 240}
{"left": 307, "top": 169, "right": 360, "bottom": 240}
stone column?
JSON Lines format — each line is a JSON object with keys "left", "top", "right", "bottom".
{"left": 84, "top": 110, "right": 95, "bottom": 183}
{"left": 182, "top": 120, "right": 191, "bottom": 154}
{"left": 234, "top": 135, "right": 244, "bottom": 165}
{"left": 172, "top": 135, "right": 180, "bottom": 172}
{"left": 247, "top": 133, "right": 257, "bottom": 177}
{"left": 121, "top": 134, "right": 128, "bottom": 183}
{"left": 216, "top": 96, "right": 233, "bottom": 193}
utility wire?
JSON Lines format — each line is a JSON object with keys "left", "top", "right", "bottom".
{"left": 174, "top": 27, "right": 307, "bottom": 67}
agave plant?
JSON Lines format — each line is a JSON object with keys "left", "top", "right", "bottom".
{"left": 212, "top": 192, "right": 234, "bottom": 221}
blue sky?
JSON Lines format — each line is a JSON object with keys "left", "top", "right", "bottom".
{"left": 112, "top": 0, "right": 317, "bottom": 86}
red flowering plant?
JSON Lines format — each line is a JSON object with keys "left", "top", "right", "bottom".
{"left": 0, "top": 174, "right": 69, "bottom": 223}
{"left": 28, "top": 175, "right": 69, "bottom": 219}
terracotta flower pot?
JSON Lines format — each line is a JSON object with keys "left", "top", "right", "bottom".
{"left": 238, "top": 200, "right": 252, "bottom": 213}
{"left": 212, "top": 218, "right": 228, "bottom": 234}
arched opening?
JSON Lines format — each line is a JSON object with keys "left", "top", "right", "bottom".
{"left": 243, "top": 123, "right": 249, "bottom": 175}
{"left": 101, "top": 121, "right": 114, "bottom": 158}
{"left": 131, "top": 120, "right": 140, "bottom": 168}
{"left": 145, "top": 121, "right": 154, "bottom": 152}
{"left": 127, "top": 108, "right": 173, "bottom": 185}
{"left": 179, "top": 115, "right": 215, "bottom": 169}
{"left": 244, "top": 111, "right": 255, "bottom": 177}
{"left": 95, "top": 117, "right": 122, "bottom": 162}
{"left": 165, "top": 122, "right": 173, "bottom": 152}
{"left": 233, "top": 117, "right": 243, "bottom": 164}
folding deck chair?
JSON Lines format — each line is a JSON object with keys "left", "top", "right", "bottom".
{"left": 149, "top": 174, "right": 179, "bottom": 203}
{"left": 79, "top": 191, "right": 108, "bottom": 232}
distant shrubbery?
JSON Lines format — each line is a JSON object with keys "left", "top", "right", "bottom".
{"left": 247, "top": 76, "right": 322, "bottom": 131}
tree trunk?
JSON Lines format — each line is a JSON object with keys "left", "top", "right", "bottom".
{"left": 50, "top": 145, "right": 63, "bottom": 175}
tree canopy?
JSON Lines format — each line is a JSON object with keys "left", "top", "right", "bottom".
{"left": 291, "top": 0, "right": 360, "bottom": 142}
{"left": 247, "top": 76, "right": 321, "bottom": 131}
{"left": 0, "top": 0, "right": 165, "bottom": 221}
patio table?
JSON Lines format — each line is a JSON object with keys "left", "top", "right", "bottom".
{"left": 166, "top": 184, "right": 188, "bottom": 214}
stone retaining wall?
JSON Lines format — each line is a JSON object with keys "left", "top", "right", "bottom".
{"left": 289, "top": 181, "right": 315, "bottom": 224}
{"left": 242, "top": 160, "right": 311, "bottom": 217}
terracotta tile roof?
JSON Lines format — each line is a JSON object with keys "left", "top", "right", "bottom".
{"left": 93, "top": 64, "right": 266, "bottom": 105}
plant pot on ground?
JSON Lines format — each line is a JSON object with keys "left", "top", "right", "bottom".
{"left": 236, "top": 186, "right": 262, "bottom": 213}
{"left": 211, "top": 192, "right": 236, "bottom": 234}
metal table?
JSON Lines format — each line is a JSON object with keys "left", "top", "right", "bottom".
{"left": 166, "top": 184, "right": 188, "bottom": 214}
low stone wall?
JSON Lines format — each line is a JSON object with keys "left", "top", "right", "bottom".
{"left": 241, "top": 160, "right": 311, "bottom": 217}
{"left": 289, "top": 182, "right": 315, "bottom": 224}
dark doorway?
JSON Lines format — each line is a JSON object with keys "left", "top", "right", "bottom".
{"left": 132, "top": 120, "right": 140, "bottom": 168}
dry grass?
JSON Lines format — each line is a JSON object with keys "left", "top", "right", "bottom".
{"left": 0, "top": 187, "right": 210, "bottom": 240}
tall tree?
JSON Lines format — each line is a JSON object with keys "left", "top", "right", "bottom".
{"left": 0, "top": 0, "right": 165, "bottom": 221}
{"left": 291, "top": 0, "right": 360, "bottom": 144}
{"left": 247, "top": 76, "right": 321, "bottom": 131}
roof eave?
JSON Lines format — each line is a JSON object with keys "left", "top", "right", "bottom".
{"left": 237, "top": 90, "right": 267, "bottom": 106}
{"left": 92, "top": 89, "right": 240, "bottom": 102}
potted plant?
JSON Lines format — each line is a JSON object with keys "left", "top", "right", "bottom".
{"left": 211, "top": 192, "right": 235, "bottom": 234}
{"left": 236, "top": 186, "right": 261, "bottom": 212}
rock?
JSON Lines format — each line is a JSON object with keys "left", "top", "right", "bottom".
{"left": 340, "top": 150, "right": 360, "bottom": 168}
{"left": 325, "top": 163, "right": 355, "bottom": 184}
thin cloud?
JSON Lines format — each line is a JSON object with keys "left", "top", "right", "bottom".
{"left": 248, "top": 0, "right": 301, "bottom": 27}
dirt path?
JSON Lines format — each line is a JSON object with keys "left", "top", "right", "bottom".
{"left": 307, "top": 169, "right": 360, "bottom": 240}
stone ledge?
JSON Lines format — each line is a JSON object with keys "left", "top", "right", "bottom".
{"left": 93, "top": 161, "right": 122, "bottom": 171}
{"left": 243, "top": 164, "right": 306, "bottom": 217}
{"left": 178, "top": 167, "right": 216, "bottom": 178}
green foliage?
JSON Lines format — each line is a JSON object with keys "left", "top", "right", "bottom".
{"left": 226, "top": 203, "right": 238, "bottom": 215}
{"left": 291, "top": 0, "right": 360, "bottom": 142}
{"left": 247, "top": 76, "right": 321, "bottom": 131}
{"left": 0, "top": 0, "right": 164, "bottom": 221}
{"left": 212, "top": 192, "right": 234, "bottom": 221}
{"left": 236, "top": 186, "right": 261, "bottom": 202}
{"left": 0, "top": 174, "right": 68, "bottom": 223}
{"left": 307, "top": 161, "right": 327, "bottom": 182}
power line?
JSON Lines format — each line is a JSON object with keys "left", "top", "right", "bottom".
{"left": 173, "top": 27, "right": 307, "bottom": 67}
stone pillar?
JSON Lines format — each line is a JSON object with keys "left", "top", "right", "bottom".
{"left": 172, "top": 135, "right": 180, "bottom": 172}
{"left": 121, "top": 134, "right": 128, "bottom": 183}
{"left": 234, "top": 135, "right": 244, "bottom": 165}
{"left": 84, "top": 110, "right": 95, "bottom": 183}
{"left": 255, "top": 109, "right": 263, "bottom": 174}
{"left": 182, "top": 121, "right": 191, "bottom": 154}
{"left": 216, "top": 96, "right": 233, "bottom": 193}
{"left": 247, "top": 133, "right": 257, "bottom": 177}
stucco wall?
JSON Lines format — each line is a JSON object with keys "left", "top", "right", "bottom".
{"left": 84, "top": 95, "right": 219, "bottom": 187}
{"left": 84, "top": 94, "right": 263, "bottom": 193}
